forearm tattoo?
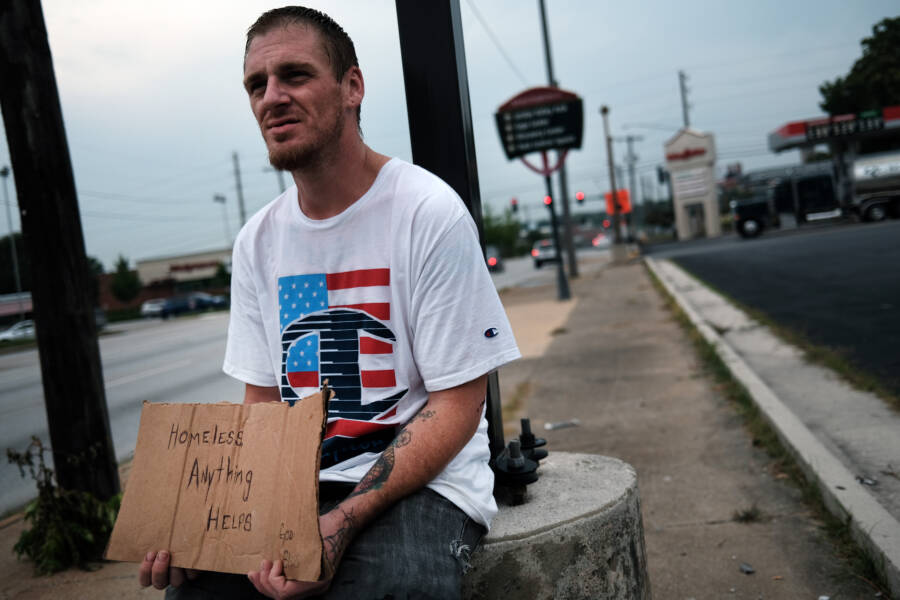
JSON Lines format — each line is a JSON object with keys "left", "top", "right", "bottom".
{"left": 322, "top": 506, "right": 358, "bottom": 574}
{"left": 345, "top": 407, "right": 434, "bottom": 500}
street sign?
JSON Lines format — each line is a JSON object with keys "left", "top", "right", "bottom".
{"left": 604, "top": 189, "right": 632, "bottom": 215}
{"left": 495, "top": 87, "right": 584, "bottom": 160}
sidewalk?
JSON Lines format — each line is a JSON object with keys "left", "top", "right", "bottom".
{"left": 0, "top": 256, "right": 888, "bottom": 598}
{"left": 497, "top": 258, "right": 881, "bottom": 598}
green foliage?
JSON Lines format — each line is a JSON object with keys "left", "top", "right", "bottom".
{"left": 642, "top": 200, "right": 675, "bottom": 229}
{"left": 483, "top": 206, "right": 527, "bottom": 257}
{"left": 110, "top": 254, "right": 141, "bottom": 303}
{"left": 213, "top": 261, "right": 231, "bottom": 288}
{"left": 819, "top": 17, "right": 900, "bottom": 115}
{"left": 6, "top": 437, "right": 121, "bottom": 575}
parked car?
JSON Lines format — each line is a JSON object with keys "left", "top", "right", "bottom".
{"left": 531, "top": 239, "right": 558, "bottom": 269}
{"left": 0, "top": 319, "right": 35, "bottom": 342}
{"left": 141, "top": 296, "right": 194, "bottom": 319}
{"left": 188, "top": 292, "right": 228, "bottom": 310}
{"left": 484, "top": 245, "right": 504, "bottom": 273}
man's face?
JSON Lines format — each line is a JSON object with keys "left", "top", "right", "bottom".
{"left": 243, "top": 24, "right": 350, "bottom": 171}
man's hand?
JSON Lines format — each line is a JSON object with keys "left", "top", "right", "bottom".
{"left": 247, "top": 506, "right": 356, "bottom": 599}
{"left": 248, "top": 559, "right": 329, "bottom": 599}
{"left": 138, "top": 550, "right": 200, "bottom": 590}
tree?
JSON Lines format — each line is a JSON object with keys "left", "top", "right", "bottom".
{"left": 110, "top": 255, "right": 141, "bottom": 303}
{"left": 819, "top": 17, "right": 900, "bottom": 115}
{"left": 482, "top": 206, "right": 525, "bottom": 257}
{"left": 86, "top": 256, "right": 103, "bottom": 307}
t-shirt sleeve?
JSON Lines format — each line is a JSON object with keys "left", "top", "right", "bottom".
{"left": 411, "top": 214, "right": 521, "bottom": 392}
{"left": 222, "top": 236, "right": 278, "bottom": 387}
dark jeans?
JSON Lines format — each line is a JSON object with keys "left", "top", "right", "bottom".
{"left": 165, "top": 485, "right": 484, "bottom": 600}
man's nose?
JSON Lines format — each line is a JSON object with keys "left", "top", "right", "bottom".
{"left": 260, "top": 76, "right": 289, "bottom": 109}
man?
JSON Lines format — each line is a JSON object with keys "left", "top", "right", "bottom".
{"left": 138, "top": 6, "right": 519, "bottom": 599}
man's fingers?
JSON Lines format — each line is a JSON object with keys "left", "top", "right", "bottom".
{"left": 150, "top": 550, "right": 171, "bottom": 590}
{"left": 249, "top": 560, "right": 274, "bottom": 597}
{"left": 138, "top": 551, "right": 156, "bottom": 588}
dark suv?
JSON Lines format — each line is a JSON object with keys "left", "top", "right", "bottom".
{"left": 731, "top": 192, "right": 779, "bottom": 238}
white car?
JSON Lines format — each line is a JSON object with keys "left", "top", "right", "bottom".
{"left": 531, "top": 239, "right": 558, "bottom": 269}
{"left": 0, "top": 319, "right": 35, "bottom": 342}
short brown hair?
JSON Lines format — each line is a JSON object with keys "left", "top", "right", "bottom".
{"left": 246, "top": 6, "right": 361, "bottom": 128}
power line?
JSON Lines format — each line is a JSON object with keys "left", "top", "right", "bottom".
{"left": 462, "top": 0, "right": 531, "bottom": 87}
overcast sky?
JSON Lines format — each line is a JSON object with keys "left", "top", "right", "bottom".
{"left": 0, "top": 1, "right": 896, "bottom": 270}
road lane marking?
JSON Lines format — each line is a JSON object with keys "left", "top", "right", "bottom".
{"left": 105, "top": 359, "right": 193, "bottom": 389}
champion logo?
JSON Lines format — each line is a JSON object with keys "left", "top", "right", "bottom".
{"left": 484, "top": 327, "right": 499, "bottom": 338}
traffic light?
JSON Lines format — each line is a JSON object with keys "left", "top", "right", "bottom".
{"left": 603, "top": 218, "right": 611, "bottom": 229}
{"left": 543, "top": 195, "right": 552, "bottom": 206}
{"left": 510, "top": 197, "right": 518, "bottom": 213}
{"left": 657, "top": 165, "right": 667, "bottom": 184}
{"left": 575, "top": 191, "right": 585, "bottom": 205}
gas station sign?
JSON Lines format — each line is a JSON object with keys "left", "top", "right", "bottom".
{"left": 495, "top": 87, "right": 584, "bottom": 160}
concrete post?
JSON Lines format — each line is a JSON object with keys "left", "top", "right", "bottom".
{"left": 464, "top": 453, "right": 650, "bottom": 599}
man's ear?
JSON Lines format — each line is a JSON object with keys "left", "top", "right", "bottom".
{"left": 343, "top": 66, "right": 364, "bottom": 112}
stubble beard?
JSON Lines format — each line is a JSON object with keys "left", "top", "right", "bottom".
{"left": 266, "top": 110, "right": 345, "bottom": 173}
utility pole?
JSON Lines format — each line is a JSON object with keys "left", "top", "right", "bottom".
{"left": 232, "top": 152, "right": 247, "bottom": 227}
{"left": 537, "top": 0, "right": 578, "bottom": 278}
{"left": 213, "top": 194, "right": 231, "bottom": 247}
{"left": 0, "top": 0, "right": 119, "bottom": 499}
{"left": 678, "top": 70, "right": 690, "bottom": 129}
{"left": 0, "top": 166, "right": 25, "bottom": 320}
{"left": 615, "top": 135, "right": 644, "bottom": 207}
{"left": 600, "top": 106, "right": 622, "bottom": 245}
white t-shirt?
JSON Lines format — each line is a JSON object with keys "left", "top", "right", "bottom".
{"left": 223, "top": 158, "right": 520, "bottom": 527}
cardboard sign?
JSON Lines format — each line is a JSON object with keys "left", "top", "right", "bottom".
{"left": 105, "top": 392, "right": 328, "bottom": 581}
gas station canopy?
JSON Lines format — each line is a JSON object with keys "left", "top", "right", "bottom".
{"left": 768, "top": 105, "right": 900, "bottom": 152}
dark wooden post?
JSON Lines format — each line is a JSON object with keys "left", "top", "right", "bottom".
{"left": 0, "top": 1, "right": 120, "bottom": 498}
{"left": 395, "top": 0, "right": 505, "bottom": 458}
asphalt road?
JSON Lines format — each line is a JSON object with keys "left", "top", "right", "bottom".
{"left": 646, "top": 220, "right": 900, "bottom": 396}
{"left": 0, "top": 312, "right": 243, "bottom": 514}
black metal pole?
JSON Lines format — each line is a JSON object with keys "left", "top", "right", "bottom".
{"left": 0, "top": 0, "right": 119, "bottom": 498}
{"left": 544, "top": 176, "right": 571, "bottom": 301}
{"left": 537, "top": 0, "right": 578, "bottom": 279}
{"left": 395, "top": 0, "right": 504, "bottom": 457}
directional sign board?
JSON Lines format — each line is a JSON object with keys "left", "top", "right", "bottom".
{"left": 495, "top": 87, "right": 584, "bottom": 160}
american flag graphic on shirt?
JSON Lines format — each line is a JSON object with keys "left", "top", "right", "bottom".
{"left": 278, "top": 268, "right": 405, "bottom": 469}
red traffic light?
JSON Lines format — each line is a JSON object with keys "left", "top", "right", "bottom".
{"left": 543, "top": 195, "right": 552, "bottom": 206}
{"left": 575, "top": 191, "right": 585, "bottom": 203}
{"left": 603, "top": 219, "right": 611, "bottom": 228}
{"left": 510, "top": 197, "right": 518, "bottom": 212}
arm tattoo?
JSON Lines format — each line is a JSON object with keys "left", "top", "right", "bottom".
{"left": 344, "top": 407, "right": 428, "bottom": 500}
{"left": 322, "top": 506, "right": 358, "bottom": 574}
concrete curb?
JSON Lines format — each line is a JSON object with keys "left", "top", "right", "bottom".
{"left": 645, "top": 256, "right": 900, "bottom": 597}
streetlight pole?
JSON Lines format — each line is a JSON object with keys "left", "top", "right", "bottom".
{"left": 0, "top": 166, "right": 24, "bottom": 320}
{"left": 600, "top": 106, "right": 623, "bottom": 245}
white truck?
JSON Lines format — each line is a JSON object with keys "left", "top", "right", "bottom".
{"left": 852, "top": 150, "right": 900, "bottom": 221}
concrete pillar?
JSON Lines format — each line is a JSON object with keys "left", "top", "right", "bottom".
{"left": 463, "top": 452, "right": 650, "bottom": 600}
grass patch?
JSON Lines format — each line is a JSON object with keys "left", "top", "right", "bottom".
{"left": 645, "top": 263, "right": 890, "bottom": 596}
